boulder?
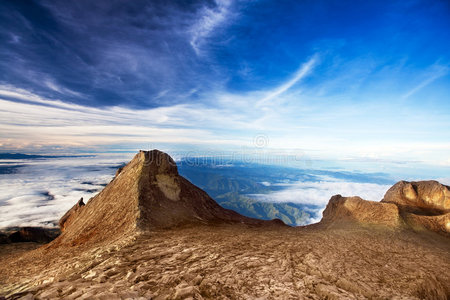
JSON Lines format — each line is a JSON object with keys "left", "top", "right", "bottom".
{"left": 320, "top": 181, "right": 450, "bottom": 236}
{"left": 321, "top": 195, "right": 401, "bottom": 228}
{"left": 381, "top": 180, "right": 450, "bottom": 214}
{"left": 8, "top": 227, "right": 59, "bottom": 243}
{"left": 0, "top": 232, "right": 9, "bottom": 244}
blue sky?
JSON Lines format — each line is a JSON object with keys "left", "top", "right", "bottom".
{"left": 0, "top": 0, "right": 449, "bottom": 169}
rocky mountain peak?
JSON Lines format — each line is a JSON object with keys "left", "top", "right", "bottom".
{"left": 52, "top": 150, "right": 267, "bottom": 247}
{"left": 137, "top": 150, "right": 179, "bottom": 176}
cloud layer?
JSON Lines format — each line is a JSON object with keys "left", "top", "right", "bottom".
{"left": 250, "top": 177, "right": 391, "bottom": 223}
{"left": 0, "top": 155, "right": 128, "bottom": 228}
{"left": 0, "top": 156, "right": 393, "bottom": 228}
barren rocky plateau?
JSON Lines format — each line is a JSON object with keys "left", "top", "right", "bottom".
{"left": 0, "top": 150, "right": 449, "bottom": 299}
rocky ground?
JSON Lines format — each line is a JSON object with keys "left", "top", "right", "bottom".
{"left": 2, "top": 152, "right": 449, "bottom": 299}
{"left": 1, "top": 224, "right": 449, "bottom": 300}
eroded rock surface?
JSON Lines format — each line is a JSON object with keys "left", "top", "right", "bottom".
{"left": 382, "top": 180, "right": 450, "bottom": 214}
{"left": 0, "top": 151, "right": 449, "bottom": 299}
{"left": 321, "top": 195, "right": 401, "bottom": 228}
{"left": 321, "top": 181, "right": 450, "bottom": 237}
{"left": 1, "top": 226, "right": 449, "bottom": 300}
{"left": 51, "top": 150, "right": 269, "bottom": 248}
{"left": 59, "top": 197, "right": 85, "bottom": 232}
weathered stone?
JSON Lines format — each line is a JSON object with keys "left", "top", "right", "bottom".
{"left": 59, "top": 197, "right": 85, "bottom": 232}
{"left": 321, "top": 181, "right": 450, "bottom": 236}
{"left": 51, "top": 150, "right": 272, "bottom": 247}
{"left": 382, "top": 180, "right": 450, "bottom": 214}
{"left": 321, "top": 195, "right": 401, "bottom": 227}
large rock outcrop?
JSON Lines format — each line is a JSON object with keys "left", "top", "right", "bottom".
{"left": 321, "top": 180, "right": 450, "bottom": 236}
{"left": 53, "top": 150, "right": 268, "bottom": 246}
{"left": 381, "top": 180, "right": 449, "bottom": 214}
{"left": 321, "top": 195, "right": 401, "bottom": 228}
{"left": 381, "top": 180, "right": 450, "bottom": 235}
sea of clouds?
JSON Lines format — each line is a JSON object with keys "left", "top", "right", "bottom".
{"left": 250, "top": 176, "right": 392, "bottom": 223}
{"left": 1, "top": 154, "right": 446, "bottom": 228}
{"left": 0, "top": 155, "right": 130, "bottom": 228}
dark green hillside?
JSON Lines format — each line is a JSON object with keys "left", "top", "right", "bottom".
{"left": 178, "top": 160, "right": 318, "bottom": 225}
{"left": 216, "top": 192, "right": 312, "bottom": 226}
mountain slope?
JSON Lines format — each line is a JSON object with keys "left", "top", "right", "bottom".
{"left": 216, "top": 192, "right": 312, "bottom": 225}
{"left": 178, "top": 161, "right": 320, "bottom": 225}
{"left": 53, "top": 150, "right": 269, "bottom": 247}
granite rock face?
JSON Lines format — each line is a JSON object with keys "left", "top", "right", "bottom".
{"left": 321, "top": 195, "right": 401, "bottom": 228}
{"left": 381, "top": 181, "right": 450, "bottom": 235}
{"left": 321, "top": 181, "right": 450, "bottom": 236}
{"left": 59, "top": 197, "right": 85, "bottom": 232}
{"left": 52, "top": 150, "right": 271, "bottom": 247}
{"left": 381, "top": 180, "right": 450, "bottom": 214}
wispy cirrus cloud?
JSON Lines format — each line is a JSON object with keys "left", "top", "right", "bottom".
{"left": 257, "top": 55, "right": 318, "bottom": 107}
{"left": 0, "top": 0, "right": 240, "bottom": 108}
{"left": 1, "top": 70, "right": 450, "bottom": 171}
{"left": 402, "top": 64, "right": 449, "bottom": 99}
{"left": 43, "top": 79, "right": 84, "bottom": 98}
{"left": 190, "top": 0, "right": 234, "bottom": 55}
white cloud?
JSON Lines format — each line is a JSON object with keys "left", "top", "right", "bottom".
{"left": 250, "top": 178, "right": 391, "bottom": 224}
{"left": 402, "top": 64, "right": 449, "bottom": 99}
{"left": 252, "top": 179, "right": 390, "bottom": 205}
{"left": 44, "top": 79, "right": 83, "bottom": 98}
{"left": 190, "top": 0, "right": 233, "bottom": 55}
{"left": 0, "top": 85, "right": 249, "bottom": 148}
{"left": 0, "top": 155, "right": 128, "bottom": 228}
{"left": 257, "top": 55, "right": 318, "bottom": 107}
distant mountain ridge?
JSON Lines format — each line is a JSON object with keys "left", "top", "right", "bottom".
{"left": 215, "top": 192, "right": 313, "bottom": 226}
